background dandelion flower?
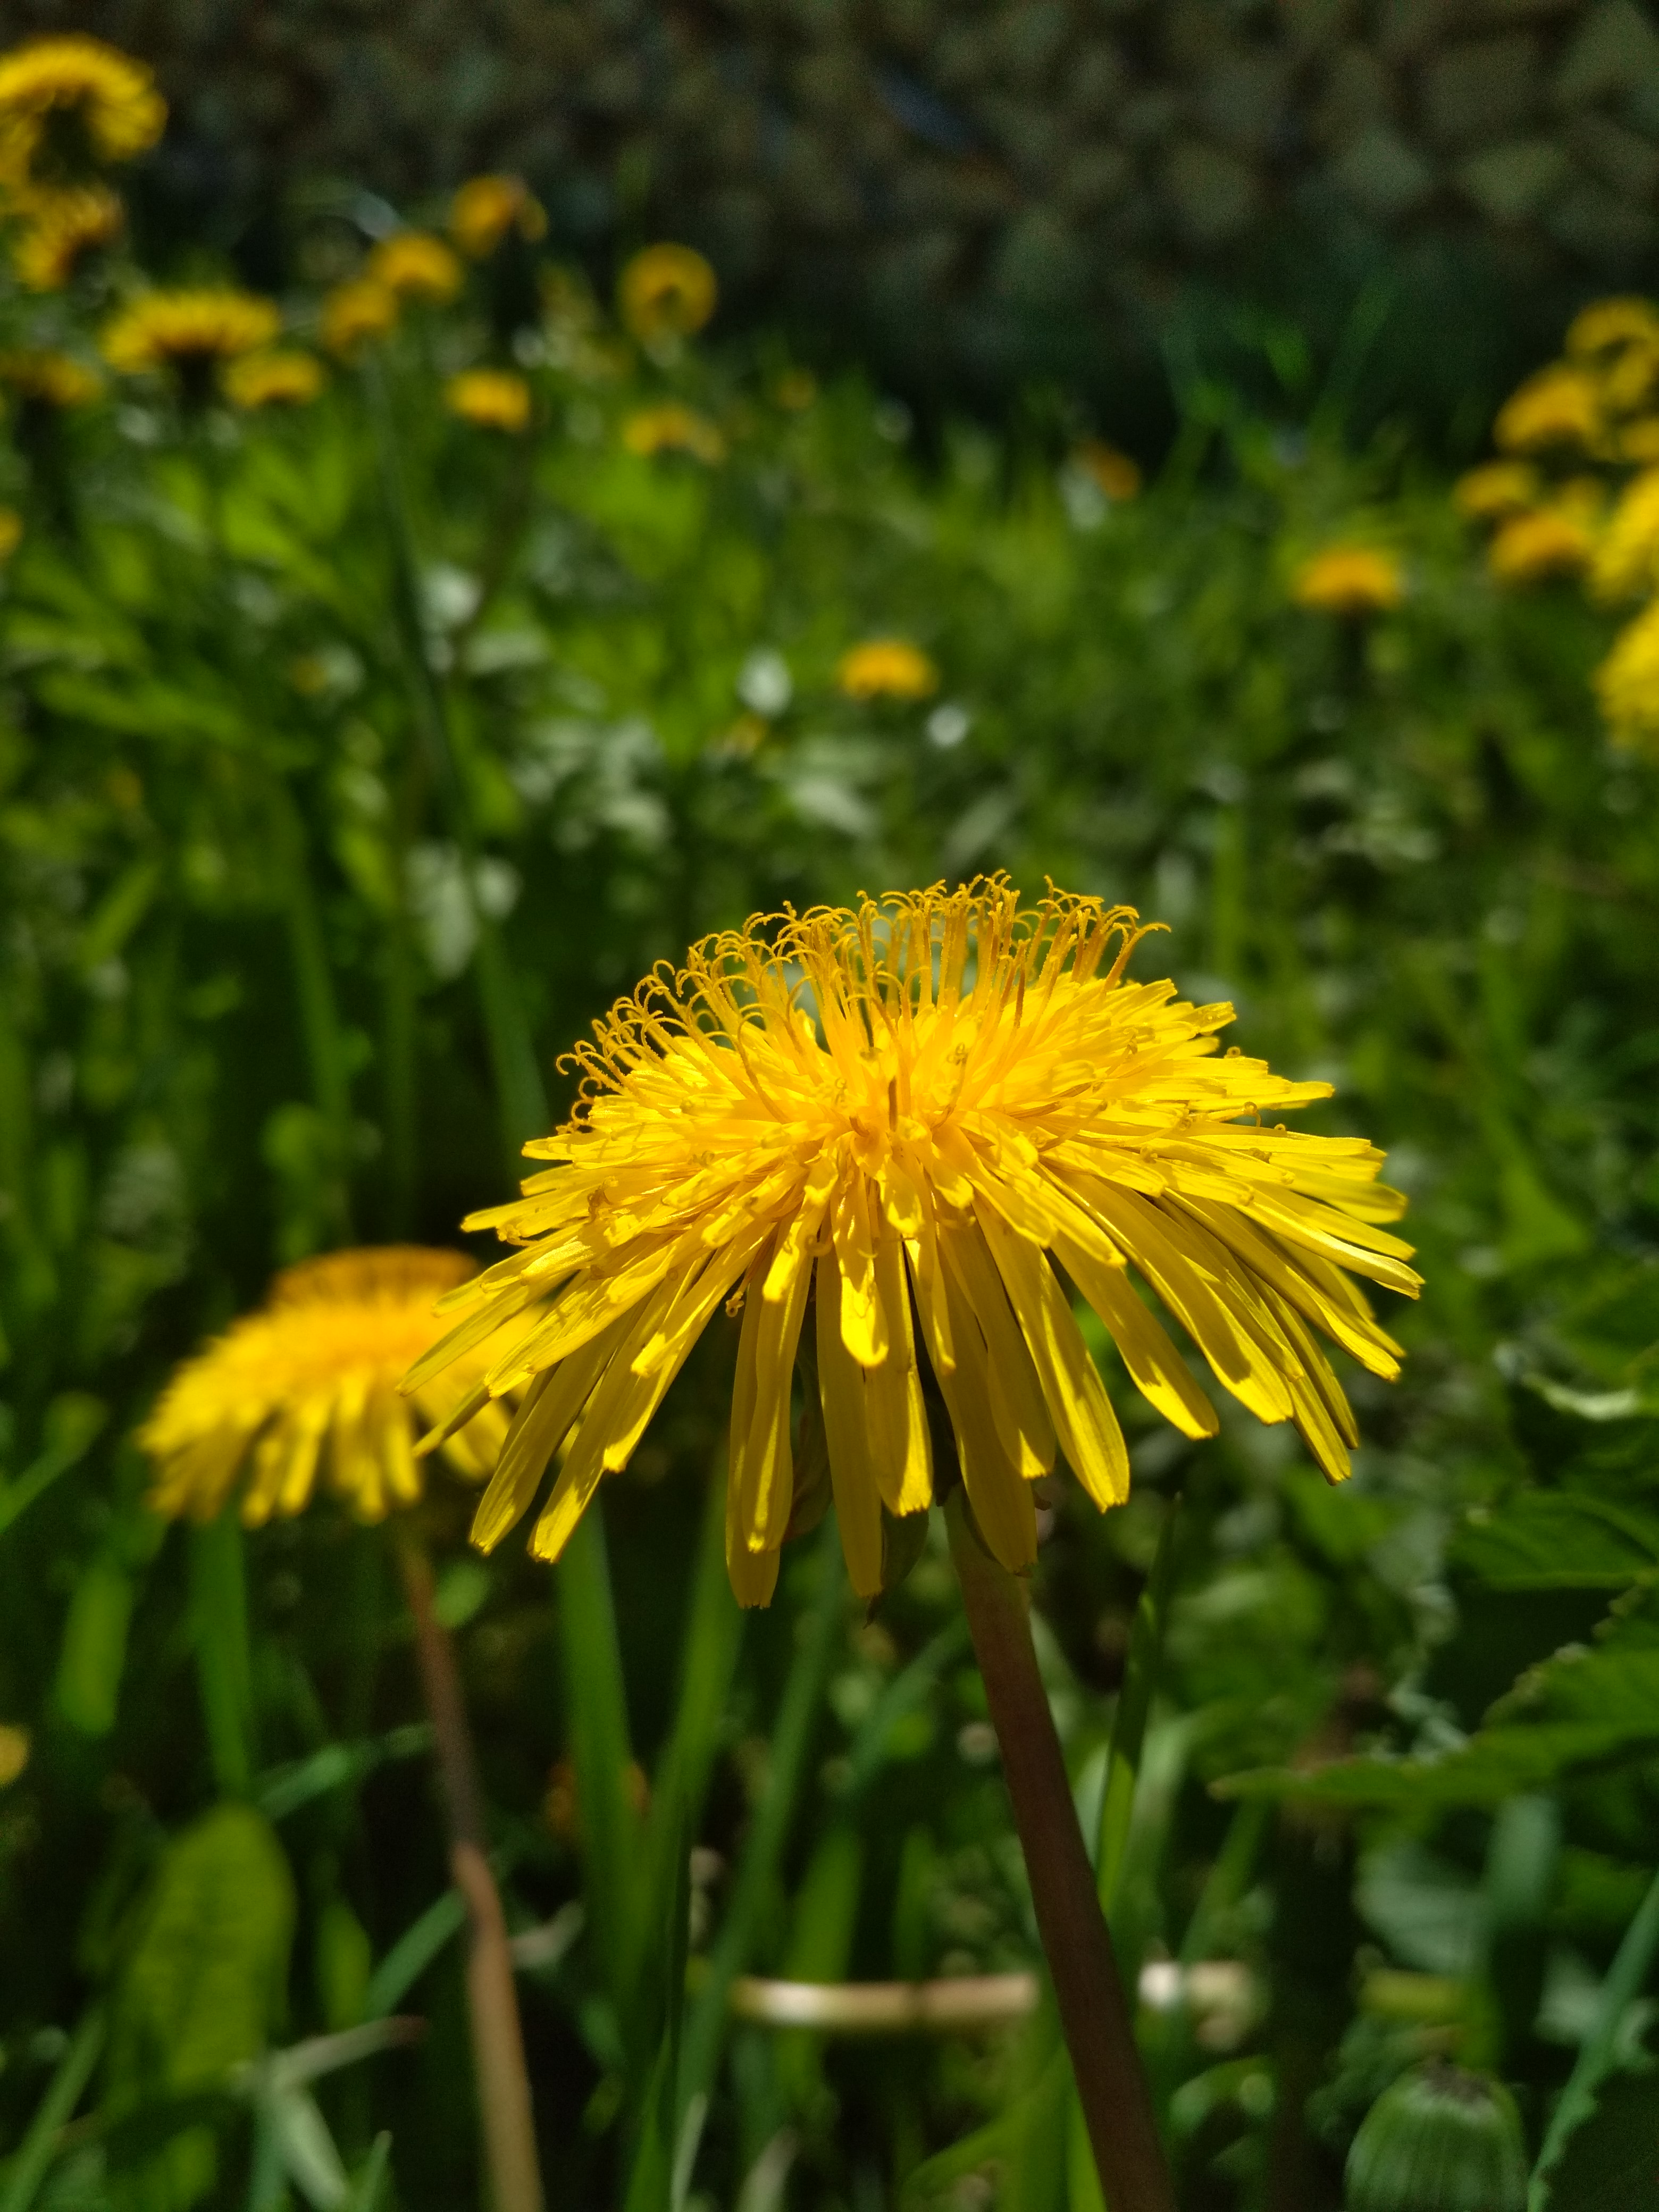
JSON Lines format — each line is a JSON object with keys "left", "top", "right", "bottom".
{"left": 0, "top": 36, "right": 164, "bottom": 192}
{"left": 1488, "top": 507, "right": 1598, "bottom": 585}
{"left": 1494, "top": 365, "right": 1602, "bottom": 452}
{"left": 320, "top": 277, "right": 398, "bottom": 357}
{"left": 9, "top": 182, "right": 123, "bottom": 289}
{"left": 102, "top": 288, "right": 281, "bottom": 392}
{"left": 446, "top": 368, "right": 532, "bottom": 432}
{"left": 367, "top": 231, "right": 462, "bottom": 303}
{"left": 0, "top": 347, "right": 102, "bottom": 407}
{"left": 141, "top": 1247, "right": 525, "bottom": 1527}
{"left": 406, "top": 881, "right": 1419, "bottom": 1606}
{"left": 618, "top": 242, "right": 717, "bottom": 341}
{"left": 837, "top": 639, "right": 940, "bottom": 699}
{"left": 1292, "top": 546, "right": 1404, "bottom": 616}
{"left": 451, "top": 174, "right": 546, "bottom": 258}
{"left": 622, "top": 401, "right": 725, "bottom": 462}
{"left": 221, "top": 349, "right": 324, "bottom": 410}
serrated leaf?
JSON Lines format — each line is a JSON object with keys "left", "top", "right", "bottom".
{"left": 1455, "top": 1493, "right": 1659, "bottom": 1591}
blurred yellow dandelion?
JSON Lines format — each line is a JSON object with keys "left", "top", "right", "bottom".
{"left": 618, "top": 242, "right": 717, "bottom": 341}
{"left": 320, "top": 278, "right": 399, "bottom": 357}
{"left": 9, "top": 181, "right": 123, "bottom": 289}
{"left": 451, "top": 174, "right": 546, "bottom": 258}
{"left": 222, "top": 349, "right": 325, "bottom": 410}
{"left": 1595, "top": 600, "right": 1659, "bottom": 750}
{"left": 140, "top": 1247, "right": 527, "bottom": 1527}
{"left": 405, "top": 881, "right": 1418, "bottom": 1605}
{"left": 1453, "top": 461, "right": 1537, "bottom": 521}
{"left": 445, "top": 368, "right": 533, "bottom": 432}
{"left": 1292, "top": 547, "right": 1404, "bottom": 616}
{"left": 0, "top": 1724, "right": 29, "bottom": 1788}
{"left": 1617, "top": 415, "right": 1659, "bottom": 464}
{"left": 1589, "top": 467, "right": 1659, "bottom": 599}
{"left": 1487, "top": 507, "right": 1597, "bottom": 585}
{"left": 1566, "top": 297, "right": 1659, "bottom": 358}
{"left": 622, "top": 402, "right": 726, "bottom": 463}
{"left": 837, "top": 639, "right": 941, "bottom": 700}
{"left": 1075, "top": 439, "right": 1142, "bottom": 501}
{"left": 367, "top": 230, "right": 462, "bottom": 303}
{"left": 0, "top": 347, "right": 102, "bottom": 407}
{"left": 102, "top": 288, "right": 280, "bottom": 388}
{"left": 0, "top": 509, "right": 22, "bottom": 562}
{"left": 0, "top": 36, "right": 164, "bottom": 192}
{"left": 1494, "top": 365, "right": 1602, "bottom": 453}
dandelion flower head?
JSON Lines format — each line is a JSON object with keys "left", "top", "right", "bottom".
{"left": 102, "top": 289, "right": 281, "bottom": 385}
{"left": 1494, "top": 365, "right": 1602, "bottom": 453}
{"left": 1488, "top": 506, "right": 1598, "bottom": 586}
{"left": 0, "top": 347, "right": 102, "bottom": 408}
{"left": 222, "top": 349, "right": 325, "bottom": 410}
{"left": 9, "top": 181, "right": 123, "bottom": 289}
{"left": 1589, "top": 467, "right": 1659, "bottom": 599}
{"left": 141, "top": 1247, "right": 524, "bottom": 1527}
{"left": 451, "top": 174, "right": 546, "bottom": 259}
{"left": 0, "top": 37, "right": 164, "bottom": 192}
{"left": 1619, "top": 416, "right": 1659, "bottom": 464}
{"left": 446, "top": 368, "right": 532, "bottom": 432}
{"left": 0, "top": 1723, "right": 29, "bottom": 1789}
{"left": 837, "top": 639, "right": 941, "bottom": 701}
{"left": 1595, "top": 601, "right": 1659, "bottom": 752}
{"left": 320, "top": 278, "right": 399, "bottom": 357}
{"left": 1566, "top": 297, "right": 1659, "bottom": 359}
{"left": 405, "top": 881, "right": 1420, "bottom": 1606}
{"left": 1292, "top": 546, "right": 1404, "bottom": 616}
{"left": 618, "top": 242, "right": 717, "bottom": 341}
{"left": 367, "top": 231, "right": 462, "bottom": 303}
{"left": 1453, "top": 462, "right": 1537, "bottom": 522}
{"left": 622, "top": 402, "right": 726, "bottom": 463}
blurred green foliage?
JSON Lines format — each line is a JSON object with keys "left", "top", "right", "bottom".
{"left": 1, "top": 196, "right": 1659, "bottom": 2212}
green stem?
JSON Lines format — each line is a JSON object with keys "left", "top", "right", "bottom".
{"left": 1530, "top": 1858, "right": 1659, "bottom": 2206}
{"left": 267, "top": 777, "right": 356, "bottom": 1242}
{"left": 361, "top": 357, "right": 547, "bottom": 1168}
{"left": 944, "top": 1489, "right": 1176, "bottom": 2212}
{"left": 677, "top": 1515, "right": 843, "bottom": 2119}
{"left": 0, "top": 2007, "right": 104, "bottom": 2212}
{"left": 396, "top": 1529, "right": 544, "bottom": 2212}
{"left": 190, "top": 1511, "right": 256, "bottom": 1799}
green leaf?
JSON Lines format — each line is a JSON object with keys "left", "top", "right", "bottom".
{"left": 1454, "top": 1493, "right": 1659, "bottom": 1590}
{"left": 1540, "top": 2068, "right": 1659, "bottom": 2212}
{"left": 54, "top": 1557, "right": 136, "bottom": 1740}
{"left": 105, "top": 1805, "right": 295, "bottom": 2210}
{"left": 1532, "top": 1863, "right": 1659, "bottom": 2208}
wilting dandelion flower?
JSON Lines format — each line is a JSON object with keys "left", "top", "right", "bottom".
{"left": 102, "top": 287, "right": 280, "bottom": 403}
{"left": 405, "top": 881, "right": 1418, "bottom": 1605}
{"left": 446, "top": 368, "right": 532, "bottom": 432}
{"left": 320, "top": 278, "right": 398, "bottom": 358}
{"left": 1292, "top": 546, "right": 1404, "bottom": 616}
{"left": 622, "top": 402, "right": 726, "bottom": 463}
{"left": 222, "top": 349, "right": 325, "bottom": 410}
{"left": 618, "top": 243, "right": 717, "bottom": 341}
{"left": 451, "top": 174, "right": 546, "bottom": 258}
{"left": 837, "top": 639, "right": 941, "bottom": 700}
{"left": 367, "top": 231, "right": 462, "bottom": 304}
{"left": 0, "top": 36, "right": 164, "bottom": 193}
{"left": 0, "top": 347, "right": 101, "bottom": 407}
{"left": 1595, "top": 601, "right": 1659, "bottom": 750}
{"left": 1453, "top": 462, "right": 1537, "bottom": 521}
{"left": 1488, "top": 507, "right": 1598, "bottom": 585}
{"left": 140, "top": 1247, "right": 525, "bottom": 1527}
{"left": 1566, "top": 297, "right": 1659, "bottom": 359}
{"left": 1494, "top": 366, "right": 1602, "bottom": 453}
{"left": 9, "top": 181, "right": 123, "bottom": 289}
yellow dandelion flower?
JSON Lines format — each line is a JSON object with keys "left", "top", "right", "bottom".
{"left": 140, "top": 1247, "right": 530, "bottom": 1527}
{"left": 102, "top": 288, "right": 281, "bottom": 395}
{"left": 618, "top": 242, "right": 717, "bottom": 341}
{"left": 1487, "top": 507, "right": 1597, "bottom": 585}
{"left": 0, "top": 509, "right": 22, "bottom": 563}
{"left": 0, "top": 1723, "right": 29, "bottom": 1788}
{"left": 1616, "top": 415, "right": 1659, "bottom": 463}
{"left": 0, "top": 36, "right": 164, "bottom": 193}
{"left": 221, "top": 349, "right": 325, "bottom": 410}
{"left": 837, "top": 639, "right": 941, "bottom": 701}
{"left": 622, "top": 402, "right": 726, "bottom": 463}
{"left": 405, "top": 881, "right": 1419, "bottom": 1606}
{"left": 451, "top": 174, "right": 547, "bottom": 258}
{"left": 8, "top": 181, "right": 123, "bottom": 289}
{"left": 1588, "top": 467, "right": 1659, "bottom": 599}
{"left": 445, "top": 367, "right": 533, "bottom": 432}
{"left": 1603, "top": 340, "right": 1659, "bottom": 418}
{"left": 1452, "top": 461, "right": 1537, "bottom": 521}
{"left": 1291, "top": 546, "right": 1404, "bottom": 616}
{"left": 320, "top": 278, "right": 399, "bottom": 358}
{"left": 367, "top": 230, "right": 462, "bottom": 304}
{"left": 1595, "top": 600, "right": 1659, "bottom": 751}
{"left": 0, "top": 347, "right": 102, "bottom": 407}
{"left": 1494, "top": 365, "right": 1602, "bottom": 453}
{"left": 1075, "top": 439, "right": 1142, "bottom": 501}
{"left": 1566, "top": 296, "right": 1659, "bottom": 358}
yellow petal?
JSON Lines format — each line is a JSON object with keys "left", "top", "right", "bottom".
{"left": 814, "top": 1247, "right": 885, "bottom": 1598}
{"left": 937, "top": 1218, "right": 1054, "bottom": 1477}
{"left": 471, "top": 1309, "right": 633, "bottom": 1553}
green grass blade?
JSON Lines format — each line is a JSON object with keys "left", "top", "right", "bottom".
{"left": 0, "top": 2008, "right": 104, "bottom": 2212}
{"left": 1530, "top": 1858, "right": 1659, "bottom": 2208}
{"left": 1096, "top": 1496, "right": 1182, "bottom": 1914}
{"left": 191, "top": 1510, "right": 257, "bottom": 1799}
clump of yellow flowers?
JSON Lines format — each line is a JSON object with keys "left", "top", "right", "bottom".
{"left": 1457, "top": 294, "right": 1659, "bottom": 751}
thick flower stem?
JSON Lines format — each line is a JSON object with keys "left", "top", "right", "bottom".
{"left": 396, "top": 1531, "right": 544, "bottom": 2212}
{"left": 944, "top": 1489, "right": 1175, "bottom": 2212}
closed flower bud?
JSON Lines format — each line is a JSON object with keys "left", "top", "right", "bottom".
{"left": 1345, "top": 2063, "right": 1527, "bottom": 2212}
